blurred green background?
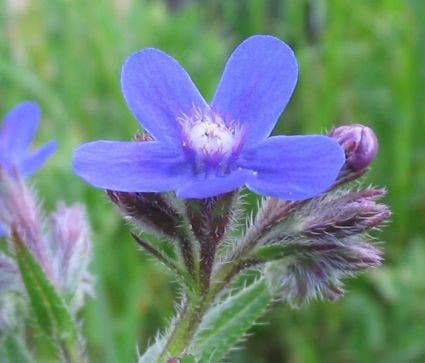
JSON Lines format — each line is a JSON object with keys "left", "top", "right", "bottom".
{"left": 1, "top": 0, "right": 424, "bottom": 362}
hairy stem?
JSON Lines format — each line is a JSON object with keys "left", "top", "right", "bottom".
{"left": 157, "top": 254, "right": 262, "bottom": 362}
{"left": 229, "top": 199, "right": 296, "bottom": 262}
{"left": 158, "top": 296, "right": 208, "bottom": 362}
{"left": 131, "top": 233, "right": 193, "bottom": 285}
{"left": 178, "top": 235, "right": 197, "bottom": 281}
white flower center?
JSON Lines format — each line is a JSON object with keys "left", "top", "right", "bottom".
{"left": 178, "top": 109, "right": 242, "bottom": 161}
{"left": 189, "top": 119, "right": 234, "bottom": 156}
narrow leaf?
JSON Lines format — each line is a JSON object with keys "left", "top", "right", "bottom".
{"left": 138, "top": 336, "right": 166, "bottom": 363}
{"left": 12, "top": 230, "right": 79, "bottom": 347}
{"left": 191, "top": 279, "right": 272, "bottom": 363}
{"left": 2, "top": 334, "right": 33, "bottom": 363}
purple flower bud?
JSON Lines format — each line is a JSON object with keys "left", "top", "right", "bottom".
{"left": 0, "top": 174, "right": 53, "bottom": 278}
{"left": 329, "top": 124, "right": 378, "bottom": 172}
{"left": 266, "top": 236, "right": 383, "bottom": 307}
{"left": 258, "top": 185, "right": 390, "bottom": 307}
{"left": 302, "top": 188, "right": 391, "bottom": 238}
{"left": 108, "top": 191, "right": 198, "bottom": 277}
{"left": 48, "top": 203, "right": 93, "bottom": 311}
{"left": 0, "top": 174, "right": 93, "bottom": 312}
{"left": 108, "top": 190, "right": 185, "bottom": 240}
{"left": 258, "top": 188, "right": 391, "bottom": 246}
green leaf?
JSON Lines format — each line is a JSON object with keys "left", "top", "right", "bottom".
{"left": 191, "top": 279, "right": 272, "bottom": 363}
{"left": 12, "top": 231, "right": 79, "bottom": 355}
{"left": 138, "top": 336, "right": 166, "bottom": 363}
{"left": 2, "top": 334, "right": 33, "bottom": 363}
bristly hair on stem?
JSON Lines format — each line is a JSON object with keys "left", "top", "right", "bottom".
{"left": 185, "top": 190, "right": 242, "bottom": 291}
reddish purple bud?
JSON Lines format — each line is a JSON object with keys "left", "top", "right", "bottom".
{"left": 108, "top": 191, "right": 185, "bottom": 239}
{"left": 303, "top": 188, "right": 391, "bottom": 238}
{"left": 48, "top": 203, "right": 93, "bottom": 311}
{"left": 329, "top": 124, "right": 378, "bottom": 172}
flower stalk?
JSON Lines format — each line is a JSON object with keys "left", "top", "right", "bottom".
{"left": 159, "top": 297, "right": 208, "bottom": 363}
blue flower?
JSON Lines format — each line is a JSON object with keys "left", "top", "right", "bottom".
{"left": 73, "top": 35, "right": 344, "bottom": 200}
{"left": 0, "top": 101, "right": 56, "bottom": 237}
{"left": 0, "top": 101, "right": 57, "bottom": 179}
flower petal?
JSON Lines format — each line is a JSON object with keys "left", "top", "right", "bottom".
{"left": 240, "top": 135, "right": 345, "bottom": 200}
{"left": 211, "top": 35, "right": 298, "bottom": 146}
{"left": 0, "top": 101, "right": 40, "bottom": 158}
{"left": 121, "top": 49, "right": 207, "bottom": 144}
{"left": 0, "top": 224, "right": 7, "bottom": 237}
{"left": 73, "top": 141, "right": 190, "bottom": 192}
{"left": 176, "top": 168, "right": 253, "bottom": 199}
{"left": 19, "top": 140, "right": 57, "bottom": 178}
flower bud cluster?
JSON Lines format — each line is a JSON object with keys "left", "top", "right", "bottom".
{"left": 258, "top": 187, "right": 390, "bottom": 306}
{"left": 0, "top": 174, "right": 93, "bottom": 325}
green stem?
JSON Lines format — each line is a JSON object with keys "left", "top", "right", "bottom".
{"left": 158, "top": 296, "right": 208, "bottom": 362}
{"left": 132, "top": 233, "right": 192, "bottom": 286}
{"left": 157, "top": 255, "right": 261, "bottom": 362}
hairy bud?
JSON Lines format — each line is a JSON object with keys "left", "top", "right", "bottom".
{"left": 329, "top": 124, "right": 378, "bottom": 173}
{"left": 301, "top": 188, "right": 391, "bottom": 238}
{"left": 257, "top": 188, "right": 390, "bottom": 247}
{"left": 108, "top": 191, "right": 185, "bottom": 239}
{"left": 0, "top": 175, "right": 53, "bottom": 278}
{"left": 48, "top": 203, "right": 93, "bottom": 311}
{"left": 0, "top": 174, "right": 93, "bottom": 314}
{"left": 257, "top": 186, "right": 390, "bottom": 307}
{"left": 266, "top": 236, "right": 383, "bottom": 307}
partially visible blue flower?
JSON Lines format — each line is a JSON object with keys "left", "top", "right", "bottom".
{"left": 73, "top": 35, "right": 344, "bottom": 200}
{"left": 0, "top": 101, "right": 57, "bottom": 179}
{"left": 0, "top": 101, "right": 56, "bottom": 236}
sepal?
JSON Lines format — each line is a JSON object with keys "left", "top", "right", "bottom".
{"left": 265, "top": 236, "right": 383, "bottom": 307}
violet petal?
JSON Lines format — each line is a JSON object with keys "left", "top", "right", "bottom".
{"left": 241, "top": 135, "right": 345, "bottom": 200}
{"left": 19, "top": 140, "right": 57, "bottom": 178}
{"left": 121, "top": 49, "right": 207, "bottom": 144}
{"left": 211, "top": 35, "right": 298, "bottom": 146}
{"left": 73, "top": 140, "right": 190, "bottom": 192}
{"left": 176, "top": 168, "right": 253, "bottom": 199}
{"left": 0, "top": 101, "right": 40, "bottom": 158}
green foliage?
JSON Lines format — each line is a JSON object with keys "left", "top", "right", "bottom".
{"left": 1, "top": 0, "right": 424, "bottom": 362}
{"left": 0, "top": 334, "right": 33, "bottom": 363}
{"left": 191, "top": 279, "right": 272, "bottom": 363}
{"left": 12, "top": 232, "right": 80, "bottom": 361}
{"left": 138, "top": 336, "right": 166, "bottom": 363}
